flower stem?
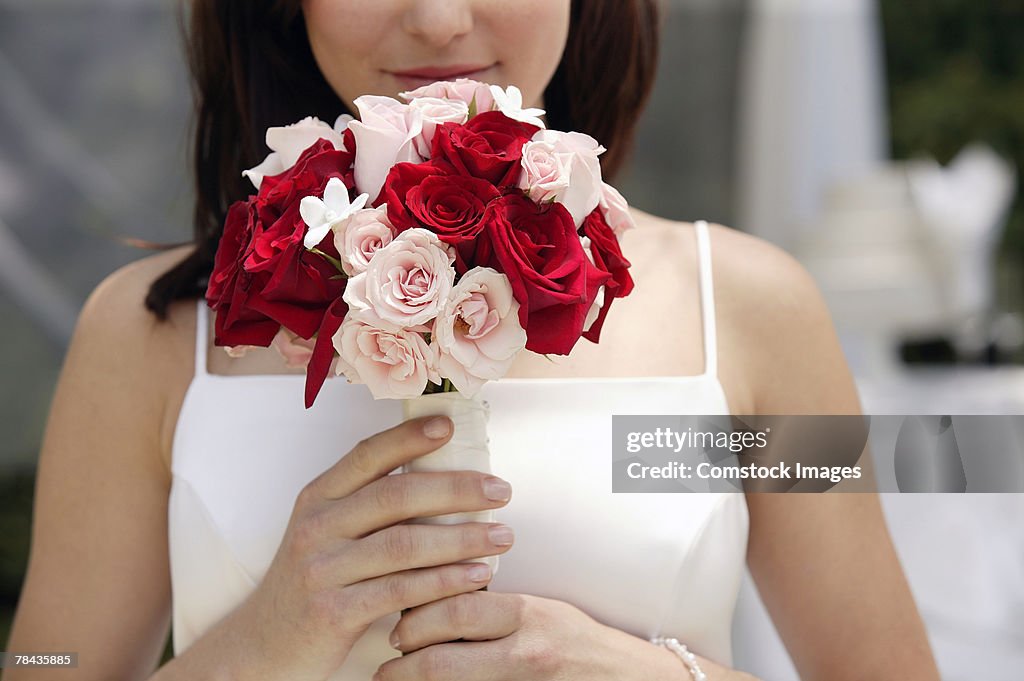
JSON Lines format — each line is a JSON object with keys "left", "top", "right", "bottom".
{"left": 309, "top": 247, "right": 346, "bottom": 275}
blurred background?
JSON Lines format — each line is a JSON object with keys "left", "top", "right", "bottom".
{"left": 1, "top": 0, "right": 1022, "bottom": 677}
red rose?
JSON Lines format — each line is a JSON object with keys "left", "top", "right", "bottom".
{"left": 205, "top": 200, "right": 280, "bottom": 347}
{"left": 206, "top": 138, "right": 354, "bottom": 347}
{"left": 374, "top": 161, "right": 446, "bottom": 231}
{"left": 304, "top": 296, "right": 349, "bottom": 409}
{"left": 430, "top": 110, "right": 540, "bottom": 188}
{"left": 579, "top": 208, "right": 635, "bottom": 343}
{"left": 408, "top": 174, "right": 500, "bottom": 238}
{"left": 378, "top": 162, "right": 500, "bottom": 274}
{"left": 255, "top": 137, "right": 355, "bottom": 223}
{"left": 476, "top": 193, "right": 611, "bottom": 355}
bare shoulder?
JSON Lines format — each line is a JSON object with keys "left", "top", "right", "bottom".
{"left": 86, "top": 244, "right": 195, "bottom": 318}
{"left": 627, "top": 207, "right": 817, "bottom": 304}
{"left": 698, "top": 219, "right": 827, "bottom": 329}
{"left": 628, "top": 208, "right": 859, "bottom": 415}
{"left": 81, "top": 244, "right": 198, "bottom": 373}
{"left": 11, "top": 244, "right": 200, "bottom": 677}
{"left": 75, "top": 244, "right": 200, "bottom": 474}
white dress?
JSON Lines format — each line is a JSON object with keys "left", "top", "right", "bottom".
{"left": 168, "top": 220, "right": 750, "bottom": 678}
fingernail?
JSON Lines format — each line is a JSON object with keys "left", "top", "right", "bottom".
{"left": 388, "top": 630, "right": 400, "bottom": 649}
{"left": 423, "top": 416, "right": 451, "bottom": 439}
{"left": 467, "top": 563, "right": 492, "bottom": 582}
{"left": 482, "top": 476, "right": 512, "bottom": 502}
{"left": 487, "top": 524, "right": 514, "bottom": 546}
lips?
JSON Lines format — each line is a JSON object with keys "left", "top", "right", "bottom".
{"left": 388, "top": 63, "right": 496, "bottom": 91}
{"left": 390, "top": 63, "right": 495, "bottom": 79}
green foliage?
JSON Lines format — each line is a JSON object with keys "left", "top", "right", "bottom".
{"left": 0, "top": 467, "right": 35, "bottom": 649}
{"left": 880, "top": 0, "right": 1024, "bottom": 259}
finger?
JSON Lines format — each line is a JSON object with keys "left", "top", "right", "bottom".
{"left": 307, "top": 415, "right": 453, "bottom": 500}
{"left": 331, "top": 470, "right": 512, "bottom": 538}
{"left": 337, "top": 561, "right": 493, "bottom": 633}
{"left": 376, "top": 640, "right": 504, "bottom": 681}
{"left": 391, "top": 591, "right": 522, "bottom": 654}
{"left": 337, "top": 522, "right": 514, "bottom": 583}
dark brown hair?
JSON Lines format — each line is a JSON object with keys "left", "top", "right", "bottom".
{"left": 144, "top": 0, "right": 660, "bottom": 319}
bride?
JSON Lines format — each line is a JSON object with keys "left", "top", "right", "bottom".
{"left": 5, "top": 2, "right": 940, "bottom": 680}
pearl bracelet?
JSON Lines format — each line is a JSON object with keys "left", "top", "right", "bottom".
{"left": 649, "top": 636, "right": 708, "bottom": 681}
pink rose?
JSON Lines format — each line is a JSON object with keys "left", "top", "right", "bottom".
{"left": 223, "top": 345, "right": 256, "bottom": 358}
{"left": 399, "top": 77, "right": 495, "bottom": 114}
{"left": 270, "top": 326, "right": 333, "bottom": 371}
{"left": 434, "top": 267, "right": 527, "bottom": 397}
{"left": 599, "top": 182, "right": 636, "bottom": 237}
{"left": 518, "top": 130, "right": 605, "bottom": 227}
{"left": 332, "top": 312, "right": 440, "bottom": 399}
{"left": 518, "top": 140, "right": 571, "bottom": 203}
{"left": 408, "top": 96, "right": 469, "bottom": 159}
{"left": 334, "top": 207, "right": 398, "bottom": 276}
{"left": 342, "top": 227, "right": 456, "bottom": 329}
{"left": 349, "top": 95, "right": 424, "bottom": 203}
{"left": 243, "top": 115, "right": 349, "bottom": 190}
{"left": 475, "top": 193, "right": 609, "bottom": 355}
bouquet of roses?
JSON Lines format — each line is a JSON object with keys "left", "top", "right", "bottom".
{"left": 205, "top": 78, "right": 636, "bottom": 576}
{"left": 207, "top": 77, "right": 635, "bottom": 407}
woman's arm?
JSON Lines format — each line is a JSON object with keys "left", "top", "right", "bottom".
{"left": 715, "top": 225, "right": 941, "bottom": 681}
{"left": 2, "top": 249, "right": 191, "bottom": 680}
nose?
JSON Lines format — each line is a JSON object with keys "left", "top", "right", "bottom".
{"left": 402, "top": 0, "right": 474, "bottom": 48}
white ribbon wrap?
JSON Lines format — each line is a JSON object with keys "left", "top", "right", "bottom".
{"left": 400, "top": 391, "right": 499, "bottom": 575}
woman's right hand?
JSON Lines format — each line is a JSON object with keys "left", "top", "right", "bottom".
{"left": 231, "top": 414, "right": 515, "bottom": 681}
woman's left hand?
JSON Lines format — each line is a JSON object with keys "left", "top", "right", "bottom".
{"left": 373, "top": 590, "right": 626, "bottom": 681}
{"left": 374, "top": 591, "right": 752, "bottom": 681}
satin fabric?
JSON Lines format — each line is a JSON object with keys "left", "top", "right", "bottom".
{"left": 168, "top": 221, "right": 750, "bottom": 678}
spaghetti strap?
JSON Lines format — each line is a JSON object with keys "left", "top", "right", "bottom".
{"left": 194, "top": 298, "right": 209, "bottom": 377}
{"left": 694, "top": 220, "right": 718, "bottom": 378}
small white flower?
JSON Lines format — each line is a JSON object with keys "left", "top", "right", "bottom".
{"left": 300, "top": 177, "right": 369, "bottom": 250}
{"left": 488, "top": 84, "right": 546, "bottom": 128}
